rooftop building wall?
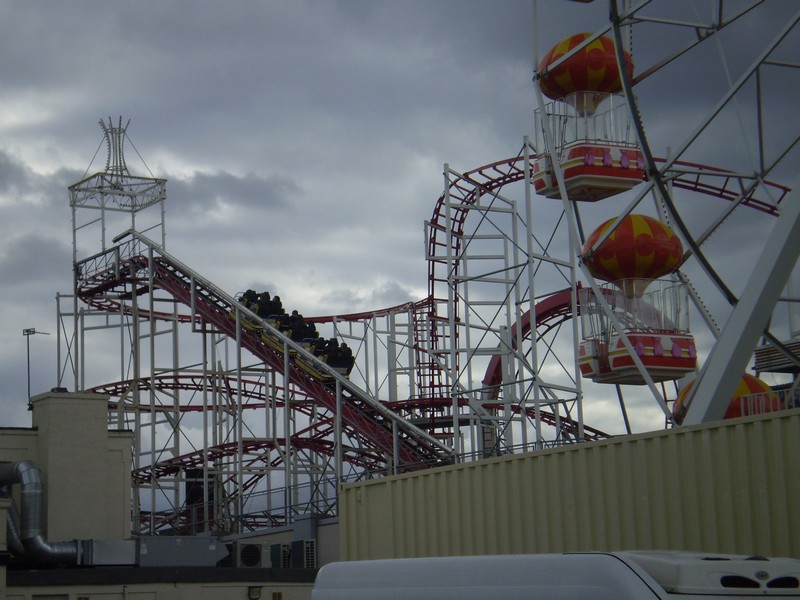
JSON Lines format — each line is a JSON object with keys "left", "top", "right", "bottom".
{"left": 339, "top": 409, "right": 800, "bottom": 560}
{"left": 0, "top": 391, "right": 133, "bottom": 542}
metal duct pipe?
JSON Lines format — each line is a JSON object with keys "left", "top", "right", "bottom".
{"left": 0, "top": 460, "right": 81, "bottom": 566}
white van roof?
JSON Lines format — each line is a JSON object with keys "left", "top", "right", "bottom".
{"left": 312, "top": 552, "right": 800, "bottom": 599}
{"left": 312, "top": 553, "right": 666, "bottom": 599}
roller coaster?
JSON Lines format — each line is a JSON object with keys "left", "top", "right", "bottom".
{"left": 56, "top": 3, "right": 800, "bottom": 536}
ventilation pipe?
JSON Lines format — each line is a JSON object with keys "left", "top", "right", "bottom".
{"left": 0, "top": 460, "right": 82, "bottom": 565}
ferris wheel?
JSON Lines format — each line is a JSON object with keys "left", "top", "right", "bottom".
{"left": 422, "top": 0, "right": 800, "bottom": 452}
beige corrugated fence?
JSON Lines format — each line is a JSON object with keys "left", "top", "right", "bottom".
{"left": 340, "top": 409, "right": 800, "bottom": 560}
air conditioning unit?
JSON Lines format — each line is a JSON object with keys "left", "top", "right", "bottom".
{"left": 235, "top": 542, "right": 270, "bottom": 568}
{"left": 270, "top": 543, "right": 291, "bottom": 569}
{"left": 291, "top": 539, "right": 317, "bottom": 569}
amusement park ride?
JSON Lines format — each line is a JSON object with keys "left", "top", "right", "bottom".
{"left": 56, "top": 3, "right": 800, "bottom": 537}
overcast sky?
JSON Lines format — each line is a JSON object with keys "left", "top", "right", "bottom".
{"left": 0, "top": 1, "right": 797, "bottom": 434}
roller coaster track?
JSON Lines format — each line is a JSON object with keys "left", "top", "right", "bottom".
{"left": 424, "top": 153, "right": 791, "bottom": 399}
{"left": 92, "top": 373, "right": 393, "bottom": 477}
{"left": 93, "top": 374, "right": 296, "bottom": 413}
{"left": 76, "top": 230, "right": 453, "bottom": 473}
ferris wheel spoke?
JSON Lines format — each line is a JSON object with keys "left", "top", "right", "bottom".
{"left": 611, "top": 4, "right": 739, "bottom": 307}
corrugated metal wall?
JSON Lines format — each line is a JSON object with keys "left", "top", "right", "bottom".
{"left": 340, "top": 410, "right": 800, "bottom": 560}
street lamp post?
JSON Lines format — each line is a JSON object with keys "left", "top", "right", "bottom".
{"left": 23, "top": 328, "right": 50, "bottom": 407}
